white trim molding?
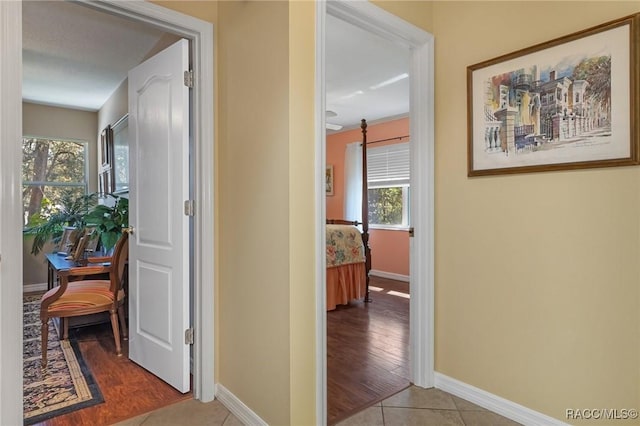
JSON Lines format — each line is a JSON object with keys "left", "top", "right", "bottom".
{"left": 0, "top": 1, "right": 24, "bottom": 424}
{"left": 435, "top": 373, "right": 570, "bottom": 426}
{"left": 369, "top": 269, "right": 409, "bottom": 282}
{"left": 216, "top": 384, "right": 268, "bottom": 426}
{"left": 315, "top": 1, "right": 328, "bottom": 425}
{"left": 408, "top": 27, "right": 435, "bottom": 389}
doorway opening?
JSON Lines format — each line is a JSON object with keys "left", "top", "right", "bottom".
{"left": 324, "top": 12, "right": 412, "bottom": 423}
{"left": 316, "top": 1, "right": 435, "bottom": 424}
{"left": 0, "top": 2, "right": 215, "bottom": 424}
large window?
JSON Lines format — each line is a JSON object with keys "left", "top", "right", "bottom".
{"left": 22, "top": 137, "right": 88, "bottom": 226}
{"left": 367, "top": 142, "right": 410, "bottom": 228}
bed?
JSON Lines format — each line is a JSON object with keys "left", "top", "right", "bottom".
{"left": 326, "top": 119, "right": 372, "bottom": 310}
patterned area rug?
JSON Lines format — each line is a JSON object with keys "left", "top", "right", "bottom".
{"left": 23, "top": 294, "right": 104, "bottom": 425}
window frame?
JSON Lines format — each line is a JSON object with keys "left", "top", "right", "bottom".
{"left": 366, "top": 141, "right": 411, "bottom": 230}
{"left": 22, "top": 135, "right": 90, "bottom": 225}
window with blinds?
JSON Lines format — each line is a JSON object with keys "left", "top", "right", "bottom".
{"left": 367, "top": 142, "right": 410, "bottom": 227}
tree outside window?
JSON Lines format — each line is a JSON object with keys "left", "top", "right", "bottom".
{"left": 366, "top": 142, "right": 410, "bottom": 228}
{"left": 22, "top": 137, "right": 88, "bottom": 226}
{"left": 368, "top": 186, "right": 409, "bottom": 227}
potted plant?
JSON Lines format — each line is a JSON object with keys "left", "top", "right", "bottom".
{"left": 23, "top": 193, "right": 98, "bottom": 255}
{"left": 85, "top": 194, "right": 129, "bottom": 254}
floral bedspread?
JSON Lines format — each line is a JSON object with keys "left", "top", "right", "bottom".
{"left": 326, "top": 225, "right": 365, "bottom": 268}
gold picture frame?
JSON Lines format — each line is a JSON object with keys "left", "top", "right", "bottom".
{"left": 467, "top": 13, "right": 639, "bottom": 176}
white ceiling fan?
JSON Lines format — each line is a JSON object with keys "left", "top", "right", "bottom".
{"left": 326, "top": 110, "right": 343, "bottom": 131}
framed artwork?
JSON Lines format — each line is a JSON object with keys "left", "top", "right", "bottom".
{"left": 71, "top": 235, "right": 89, "bottom": 263}
{"left": 112, "top": 114, "right": 129, "bottom": 194}
{"left": 100, "top": 125, "right": 113, "bottom": 169}
{"left": 99, "top": 169, "right": 112, "bottom": 195}
{"left": 82, "top": 227, "right": 100, "bottom": 254}
{"left": 58, "top": 226, "right": 78, "bottom": 255}
{"left": 467, "top": 13, "right": 639, "bottom": 176}
{"left": 326, "top": 164, "right": 334, "bottom": 196}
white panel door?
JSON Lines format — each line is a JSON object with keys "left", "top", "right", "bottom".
{"left": 128, "top": 39, "right": 190, "bottom": 393}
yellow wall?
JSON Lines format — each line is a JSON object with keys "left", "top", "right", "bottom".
{"left": 152, "top": 2, "right": 311, "bottom": 423}
{"left": 146, "top": 2, "right": 318, "bottom": 423}
{"left": 145, "top": 1, "right": 640, "bottom": 424}
{"left": 426, "top": 1, "right": 639, "bottom": 423}
{"left": 288, "top": 2, "right": 316, "bottom": 424}
{"left": 218, "top": 1, "right": 291, "bottom": 423}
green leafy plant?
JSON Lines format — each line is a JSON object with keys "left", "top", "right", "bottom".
{"left": 85, "top": 195, "right": 129, "bottom": 253}
{"left": 23, "top": 193, "right": 98, "bottom": 255}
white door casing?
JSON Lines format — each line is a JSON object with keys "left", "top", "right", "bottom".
{"left": 128, "top": 39, "right": 191, "bottom": 393}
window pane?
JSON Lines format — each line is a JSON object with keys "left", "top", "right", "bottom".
{"left": 22, "top": 137, "right": 87, "bottom": 227}
{"left": 22, "top": 138, "right": 85, "bottom": 183}
{"left": 22, "top": 185, "right": 86, "bottom": 226}
{"left": 368, "top": 187, "right": 404, "bottom": 225}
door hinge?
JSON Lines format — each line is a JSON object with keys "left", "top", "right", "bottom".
{"left": 408, "top": 227, "right": 415, "bottom": 237}
{"left": 184, "top": 200, "right": 195, "bottom": 216}
{"left": 185, "top": 327, "right": 194, "bottom": 345}
{"left": 184, "top": 70, "right": 194, "bottom": 88}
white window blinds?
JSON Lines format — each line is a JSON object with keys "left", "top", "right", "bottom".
{"left": 367, "top": 142, "right": 410, "bottom": 187}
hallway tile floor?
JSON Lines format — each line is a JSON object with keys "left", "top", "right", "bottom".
{"left": 113, "top": 385, "right": 521, "bottom": 426}
{"left": 336, "top": 386, "right": 522, "bottom": 426}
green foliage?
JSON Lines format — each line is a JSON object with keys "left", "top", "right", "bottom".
{"left": 23, "top": 193, "right": 98, "bottom": 255}
{"left": 23, "top": 191, "right": 130, "bottom": 256}
{"left": 22, "top": 138, "right": 87, "bottom": 226}
{"left": 84, "top": 195, "right": 129, "bottom": 252}
{"left": 25, "top": 198, "right": 55, "bottom": 227}
{"left": 368, "top": 187, "right": 403, "bottom": 225}
{"left": 572, "top": 56, "right": 611, "bottom": 111}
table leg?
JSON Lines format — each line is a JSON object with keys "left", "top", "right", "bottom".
{"left": 47, "top": 261, "right": 54, "bottom": 290}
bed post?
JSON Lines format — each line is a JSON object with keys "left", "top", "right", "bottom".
{"left": 361, "top": 119, "right": 372, "bottom": 303}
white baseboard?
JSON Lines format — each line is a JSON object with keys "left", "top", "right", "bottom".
{"left": 434, "top": 372, "right": 569, "bottom": 426}
{"left": 215, "top": 383, "right": 267, "bottom": 426}
{"left": 369, "top": 269, "right": 409, "bottom": 282}
{"left": 23, "top": 282, "right": 48, "bottom": 293}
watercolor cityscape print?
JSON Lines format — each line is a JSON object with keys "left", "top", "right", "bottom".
{"left": 482, "top": 53, "right": 612, "bottom": 157}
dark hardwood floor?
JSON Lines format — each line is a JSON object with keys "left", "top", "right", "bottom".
{"left": 28, "top": 276, "right": 408, "bottom": 425}
{"left": 30, "top": 321, "right": 192, "bottom": 426}
{"left": 327, "top": 275, "right": 411, "bottom": 425}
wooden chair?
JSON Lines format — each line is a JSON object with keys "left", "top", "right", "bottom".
{"left": 40, "top": 231, "right": 129, "bottom": 367}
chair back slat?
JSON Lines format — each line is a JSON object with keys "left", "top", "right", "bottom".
{"left": 110, "top": 231, "right": 129, "bottom": 294}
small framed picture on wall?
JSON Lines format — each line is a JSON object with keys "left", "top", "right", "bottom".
{"left": 100, "top": 125, "right": 113, "bottom": 168}
{"left": 326, "top": 165, "right": 334, "bottom": 196}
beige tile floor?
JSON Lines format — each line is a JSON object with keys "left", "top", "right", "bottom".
{"left": 113, "top": 385, "right": 521, "bottom": 426}
{"left": 336, "top": 386, "right": 522, "bottom": 426}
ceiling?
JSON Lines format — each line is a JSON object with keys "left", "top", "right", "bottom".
{"left": 325, "top": 14, "right": 410, "bottom": 132}
{"left": 22, "top": 2, "right": 410, "bottom": 130}
{"left": 22, "top": 1, "right": 166, "bottom": 111}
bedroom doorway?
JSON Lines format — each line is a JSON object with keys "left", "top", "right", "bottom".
{"left": 324, "top": 14, "right": 412, "bottom": 424}
{"left": 318, "top": 1, "right": 435, "bottom": 425}
{"left": 0, "top": 2, "right": 215, "bottom": 424}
